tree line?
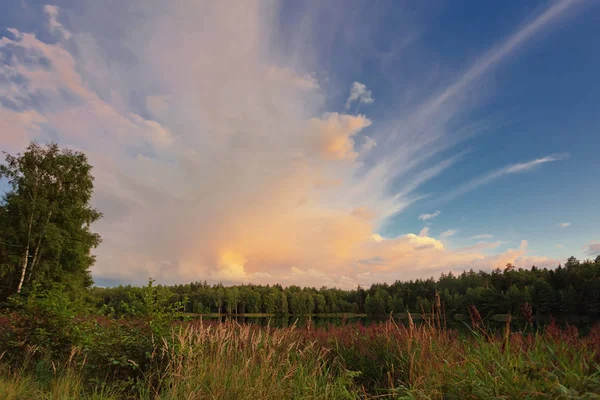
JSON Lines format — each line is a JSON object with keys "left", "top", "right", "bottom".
{"left": 91, "top": 256, "right": 600, "bottom": 320}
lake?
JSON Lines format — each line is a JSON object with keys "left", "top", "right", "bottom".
{"left": 191, "top": 313, "right": 594, "bottom": 332}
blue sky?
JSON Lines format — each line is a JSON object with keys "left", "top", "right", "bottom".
{"left": 1, "top": 0, "right": 599, "bottom": 287}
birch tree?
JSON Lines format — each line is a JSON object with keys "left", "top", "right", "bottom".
{"left": 0, "top": 142, "right": 102, "bottom": 299}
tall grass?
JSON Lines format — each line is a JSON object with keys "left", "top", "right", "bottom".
{"left": 1, "top": 309, "right": 599, "bottom": 399}
{"left": 139, "top": 320, "right": 358, "bottom": 399}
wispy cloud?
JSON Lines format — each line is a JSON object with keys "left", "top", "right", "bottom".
{"left": 557, "top": 222, "right": 571, "bottom": 228}
{"left": 440, "top": 229, "right": 457, "bottom": 238}
{"left": 419, "top": 0, "right": 588, "bottom": 114}
{"left": 345, "top": 81, "right": 374, "bottom": 110}
{"left": 374, "top": 0, "right": 584, "bottom": 212}
{"left": 458, "top": 241, "right": 502, "bottom": 252}
{"left": 419, "top": 210, "right": 440, "bottom": 221}
{"left": 471, "top": 234, "right": 494, "bottom": 240}
{"left": 555, "top": 244, "right": 564, "bottom": 249}
{"left": 43, "top": 5, "right": 71, "bottom": 40}
{"left": 442, "top": 154, "right": 568, "bottom": 202}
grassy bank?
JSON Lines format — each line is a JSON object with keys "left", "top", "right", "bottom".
{"left": 1, "top": 310, "right": 600, "bottom": 399}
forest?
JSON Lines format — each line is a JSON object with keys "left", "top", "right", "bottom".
{"left": 92, "top": 255, "right": 600, "bottom": 322}
{"left": 2, "top": 142, "right": 599, "bottom": 323}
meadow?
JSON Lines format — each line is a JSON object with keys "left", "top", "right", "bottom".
{"left": 1, "top": 288, "right": 599, "bottom": 400}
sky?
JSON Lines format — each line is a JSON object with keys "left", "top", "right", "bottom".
{"left": 0, "top": 0, "right": 599, "bottom": 288}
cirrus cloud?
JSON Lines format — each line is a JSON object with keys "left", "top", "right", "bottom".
{"left": 419, "top": 210, "right": 441, "bottom": 221}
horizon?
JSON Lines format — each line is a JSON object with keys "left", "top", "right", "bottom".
{"left": 94, "top": 254, "right": 597, "bottom": 290}
{"left": 1, "top": 0, "right": 599, "bottom": 289}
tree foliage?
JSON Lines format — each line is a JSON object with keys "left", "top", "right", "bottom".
{"left": 0, "top": 142, "right": 102, "bottom": 300}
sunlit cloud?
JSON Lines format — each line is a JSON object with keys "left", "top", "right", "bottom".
{"left": 0, "top": 0, "right": 585, "bottom": 288}
{"left": 557, "top": 222, "right": 571, "bottom": 228}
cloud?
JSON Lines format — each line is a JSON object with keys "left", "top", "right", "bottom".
{"left": 0, "top": 1, "right": 583, "bottom": 288}
{"left": 371, "top": 234, "right": 386, "bottom": 243}
{"left": 457, "top": 241, "right": 502, "bottom": 252}
{"left": 377, "top": 0, "right": 582, "bottom": 208}
{"left": 442, "top": 155, "right": 568, "bottom": 202}
{"left": 360, "top": 136, "right": 377, "bottom": 154}
{"left": 419, "top": 210, "right": 440, "bottom": 221}
{"left": 557, "top": 222, "right": 571, "bottom": 228}
{"left": 308, "top": 112, "right": 372, "bottom": 160}
{"left": 416, "top": 0, "right": 587, "bottom": 114}
{"left": 584, "top": 242, "right": 600, "bottom": 257}
{"left": 43, "top": 5, "right": 71, "bottom": 40}
{"left": 145, "top": 95, "right": 169, "bottom": 118}
{"left": 266, "top": 66, "right": 319, "bottom": 90}
{"left": 0, "top": 108, "right": 46, "bottom": 151}
{"left": 555, "top": 244, "right": 564, "bottom": 249}
{"left": 471, "top": 234, "right": 494, "bottom": 240}
{"left": 345, "top": 81, "right": 374, "bottom": 110}
{"left": 216, "top": 251, "right": 248, "bottom": 282}
{"left": 440, "top": 229, "right": 457, "bottom": 238}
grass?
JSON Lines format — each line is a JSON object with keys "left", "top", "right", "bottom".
{"left": 1, "top": 309, "right": 600, "bottom": 399}
{"left": 0, "top": 369, "right": 123, "bottom": 400}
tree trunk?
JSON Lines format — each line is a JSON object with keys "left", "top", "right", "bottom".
{"left": 26, "top": 210, "right": 52, "bottom": 284}
{"left": 17, "top": 170, "right": 40, "bottom": 294}
{"left": 27, "top": 244, "right": 42, "bottom": 283}
{"left": 16, "top": 215, "right": 33, "bottom": 294}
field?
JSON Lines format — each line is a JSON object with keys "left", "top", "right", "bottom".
{"left": 1, "top": 303, "right": 600, "bottom": 400}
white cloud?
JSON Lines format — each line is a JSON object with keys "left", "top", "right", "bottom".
{"left": 470, "top": 234, "right": 494, "bottom": 240}
{"left": 440, "top": 229, "right": 457, "bottom": 238}
{"left": 442, "top": 155, "right": 568, "bottom": 202}
{"left": 557, "top": 222, "right": 571, "bottom": 228}
{"left": 419, "top": 210, "right": 440, "bottom": 221}
{"left": 417, "top": 0, "right": 587, "bottom": 115}
{"left": 345, "top": 81, "right": 374, "bottom": 110}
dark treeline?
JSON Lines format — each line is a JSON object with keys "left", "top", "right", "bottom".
{"left": 92, "top": 256, "right": 600, "bottom": 320}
